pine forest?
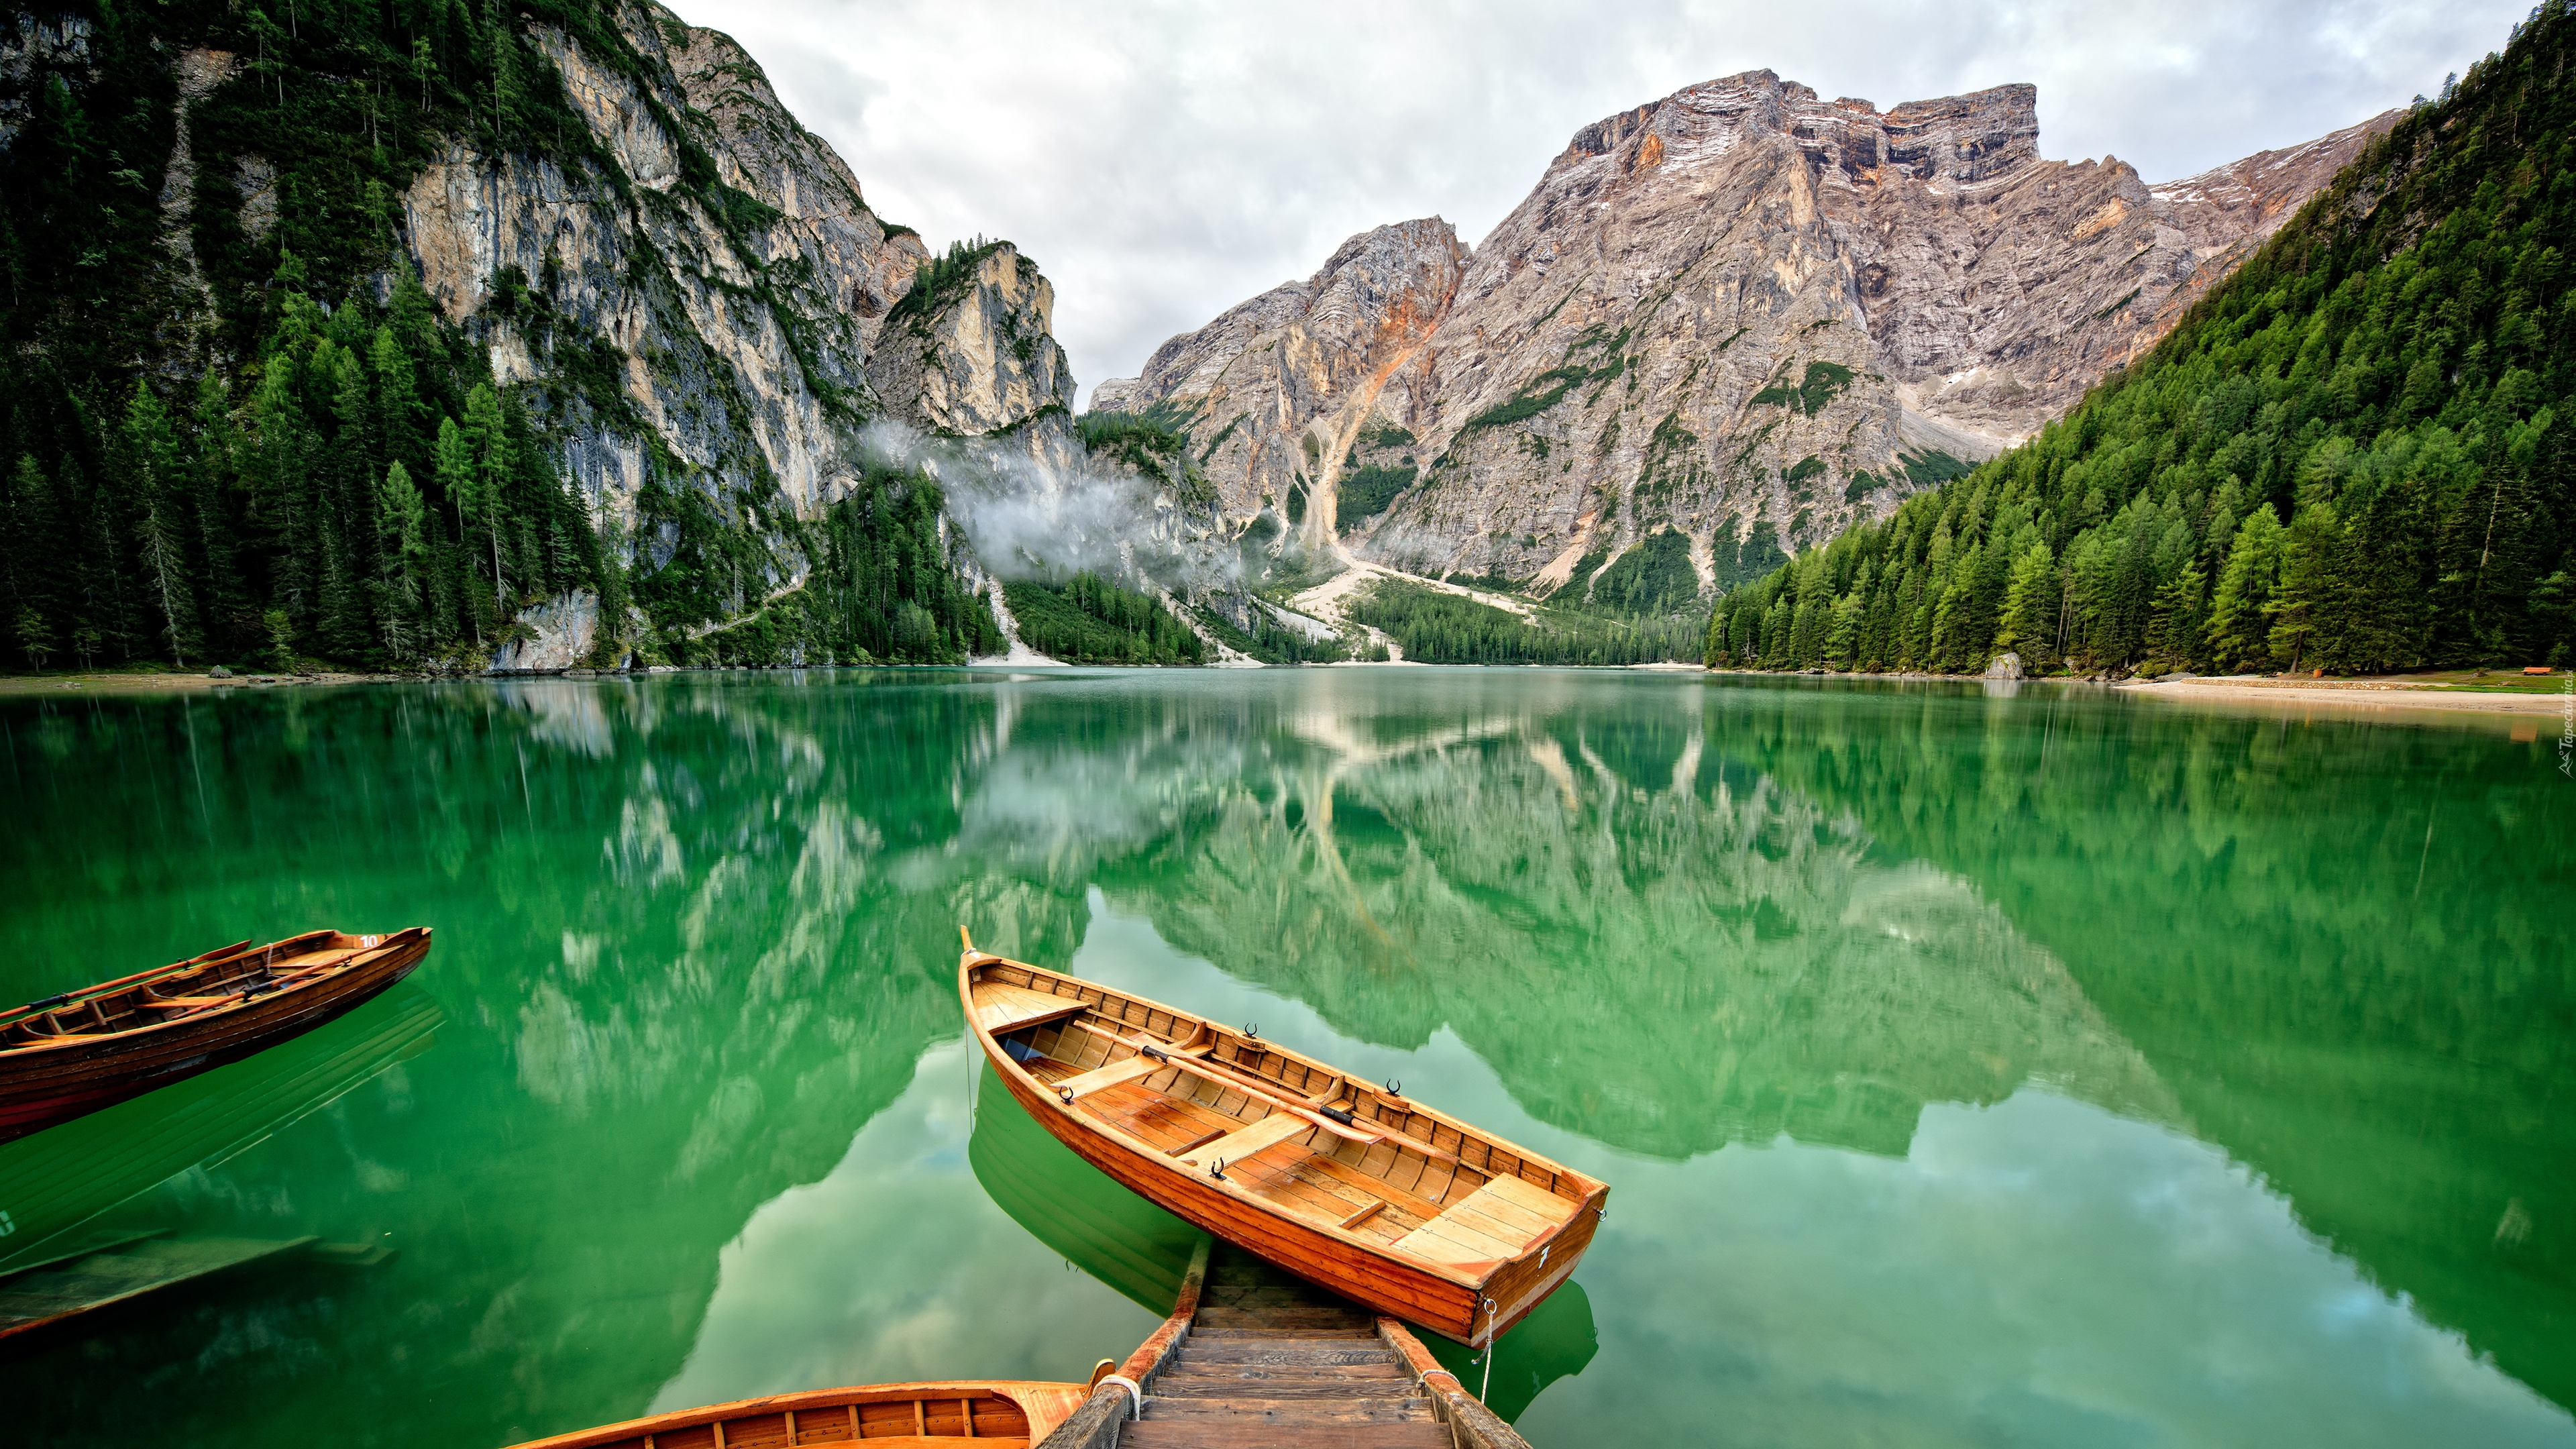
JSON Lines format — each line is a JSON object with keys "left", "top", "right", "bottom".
{"left": 1708, "top": 6, "right": 2575, "bottom": 678}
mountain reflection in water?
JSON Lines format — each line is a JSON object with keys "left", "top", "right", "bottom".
{"left": 0, "top": 669, "right": 2565, "bottom": 1448}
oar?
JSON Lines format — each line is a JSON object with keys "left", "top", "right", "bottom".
{"left": 1061, "top": 1016, "right": 1381, "bottom": 1145}
{"left": 4, "top": 939, "right": 255, "bottom": 1024}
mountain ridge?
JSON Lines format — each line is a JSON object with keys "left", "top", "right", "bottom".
{"left": 1703, "top": 1, "right": 2574, "bottom": 677}
{"left": 1099, "top": 71, "right": 2397, "bottom": 604}
{"left": 0, "top": 2, "right": 2428, "bottom": 674}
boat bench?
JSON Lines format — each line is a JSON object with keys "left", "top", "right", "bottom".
{"left": 1389, "top": 1175, "right": 1580, "bottom": 1271}
{"left": 1174, "top": 1111, "right": 1313, "bottom": 1172}
{"left": 1051, "top": 1052, "right": 1163, "bottom": 1102}
{"left": 972, "top": 981, "right": 1092, "bottom": 1037}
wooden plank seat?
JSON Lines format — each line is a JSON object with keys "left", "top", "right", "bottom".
{"left": 1028, "top": 1051, "right": 1465, "bottom": 1252}
{"left": 1048, "top": 1052, "right": 1163, "bottom": 1102}
{"left": 1030, "top": 1058, "right": 1434, "bottom": 1239}
{"left": 1173, "top": 1112, "right": 1315, "bottom": 1173}
{"left": 1387, "top": 1175, "right": 1580, "bottom": 1273}
{"left": 970, "top": 981, "right": 1092, "bottom": 1036}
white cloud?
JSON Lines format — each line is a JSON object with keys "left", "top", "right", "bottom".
{"left": 675, "top": 0, "right": 2535, "bottom": 404}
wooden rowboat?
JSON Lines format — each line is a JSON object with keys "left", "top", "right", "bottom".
{"left": 0, "top": 928, "right": 433, "bottom": 1144}
{"left": 959, "top": 931, "right": 1609, "bottom": 1348}
{"left": 501, "top": 1381, "right": 1091, "bottom": 1449}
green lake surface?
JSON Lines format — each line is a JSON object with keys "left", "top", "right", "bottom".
{"left": 0, "top": 667, "right": 2569, "bottom": 1447}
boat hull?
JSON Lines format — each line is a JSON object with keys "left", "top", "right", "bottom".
{"left": 0, "top": 931, "right": 431, "bottom": 1144}
{"left": 966, "top": 954, "right": 1605, "bottom": 1348}
{"left": 988, "top": 1059, "right": 1498, "bottom": 1343}
{"left": 502, "top": 1380, "right": 1090, "bottom": 1449}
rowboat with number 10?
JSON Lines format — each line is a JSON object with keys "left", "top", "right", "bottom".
{"left": 500, "top": 1381, "right": 1090, "bottom": 1449}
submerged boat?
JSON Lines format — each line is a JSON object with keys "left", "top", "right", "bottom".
{"left": 959, "top": 930, "right": 1610, "bottom": 1347}
{"left": 0, "top": 928, "right": 433, "bottom": 1144}
{"left": 502, "top": 1381, "right": 1091, "bottom": 1449}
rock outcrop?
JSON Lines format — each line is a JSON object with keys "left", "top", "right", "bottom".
{"left": 492, "top": 591, "right": 607, "bottom": 671}
{"left": 1113, "top": 72, "right": 2396, "bottom": 598}
{"left": 398, "top": 2, "right": 929, "bottom": 549}
{"left": 1093, "top": 219, "right": 1471, "bottom": 547}
{"left": 865, "top": 240, "right": 1081, "bottom": 476}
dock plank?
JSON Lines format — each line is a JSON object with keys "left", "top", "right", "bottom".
{"left": 1112, "top": 1244, "right": 1453, "bottom": 1449}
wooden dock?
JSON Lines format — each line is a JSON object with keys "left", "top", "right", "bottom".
{"left": 1042, "top": 1239, "right": 1532, "bottom": 1449}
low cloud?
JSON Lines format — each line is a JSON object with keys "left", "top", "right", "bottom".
{"left": 859, "top": 422, "right": 1237, "bottom": 593}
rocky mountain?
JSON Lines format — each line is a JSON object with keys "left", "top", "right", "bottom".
{"left": 0, "top": 1, "right": 2403, "bottom": 674}
{"left": 1101, "top": 74, "right": 2396, "bottom": 598}
{"left": 867, "top": 239, "right": 1081, "bottom": 476}
{"left": 1095, "top": 220, "right": 1471, "bottom": 540}
{"left": 1707, "top": 4, "right": 2575, "bottom": 679}
{"left": 402, "top": 11, "right": 931, "bottom": 537}
{"left": 0, "top": 0, "right": 1156, "bottom": 672}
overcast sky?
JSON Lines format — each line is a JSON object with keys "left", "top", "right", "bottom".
{"left": 674, "top": 0, "right": 2533, "bottom": 406}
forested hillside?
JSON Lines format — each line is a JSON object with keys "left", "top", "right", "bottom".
{"left": 0, "top": 1, "right": 998, "bottom": 672}
{"left": 1350, "top": 580, "right": 1701, "bottom": 665}
{"left": 1708, "top": 2, "right": 2575, "bottom": 677}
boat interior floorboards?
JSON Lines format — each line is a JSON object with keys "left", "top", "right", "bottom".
{"left": 1022, "top": 1051, "right": 1474, "bottom": 1247}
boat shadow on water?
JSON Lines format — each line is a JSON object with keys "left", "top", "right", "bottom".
{"left": 965, "top": 1061, "right": 1598, "bottom": 1423}
{"left": 0, "top": 984, "right": 440, "bottom": 1348}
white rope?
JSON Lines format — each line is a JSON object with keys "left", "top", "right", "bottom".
{"left": 1097, "top": 1374, "right": 1144, "bottom": 1420}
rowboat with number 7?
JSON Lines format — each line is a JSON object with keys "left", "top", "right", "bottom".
{"left": 959, "top": 929, "right": 1610, "bottom": 1348}
{"left": 0, "top": 928, "right": 433, "bottom": 1144}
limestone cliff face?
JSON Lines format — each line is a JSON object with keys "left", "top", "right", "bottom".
{"left": 865, "top": 241, "right": 1081, "bottom": 476}
{"left": 396, "top": 1, "right": 928, "bottom": 561}
{"left": 1115, "top": 72, "right": 2393, "bottom": 596}
{"left": 2139, "top": 114, "right": 2400, "bottom": 342}
{"left": 1090, "top": 219, "right": 1470, "bottom": 543}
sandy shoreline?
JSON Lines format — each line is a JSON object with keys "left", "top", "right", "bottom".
{"left": 1706, "top": 666, "right": 2569, "bottom": 717}
{"left": 2113, "top": 678, "right": 2568, "bottom": 714}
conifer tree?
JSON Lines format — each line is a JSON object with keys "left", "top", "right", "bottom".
{"left": 375, "top": 461, "right": 428, "bottom": 658}
{"left": 1994, "top": 542, "right": 2058, "bottom": 656}
{"left": 189, "top": 372, "right": 247, "bottom": 655}
{"left": 121, "top": 384, "right": 200, "bottom": 665}
{"left": 462, "top": 383, "right": 512, "bottom": 615}
{"left": 2206, "top": 506, "right": 2284, "bottom": 669}
{"left": 5, "top": 455, "right": 58, "bottom": 667}
{"left": 2267, "top": 505, "right": 2339, "bottom": 674}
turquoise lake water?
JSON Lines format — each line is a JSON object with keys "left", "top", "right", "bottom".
{"left": 0, "top": 667, "right": 2569, "bottom": 1447}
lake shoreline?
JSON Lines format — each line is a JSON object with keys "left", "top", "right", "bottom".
{"left": 1704, "top": 667, "right": 2567, "bottom": 716}
{"left": 5, "top": 663, "right": 2565, "bottom": 718}
{"left": 2113, "top": 678, "right": 2567, "bottom": 714}
{"left": 0, "top": 669, "right": 409, "bottom": 697}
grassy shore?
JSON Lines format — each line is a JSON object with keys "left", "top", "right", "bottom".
{"left": 0, "top": 665, "right": 404, "bottom": 697}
